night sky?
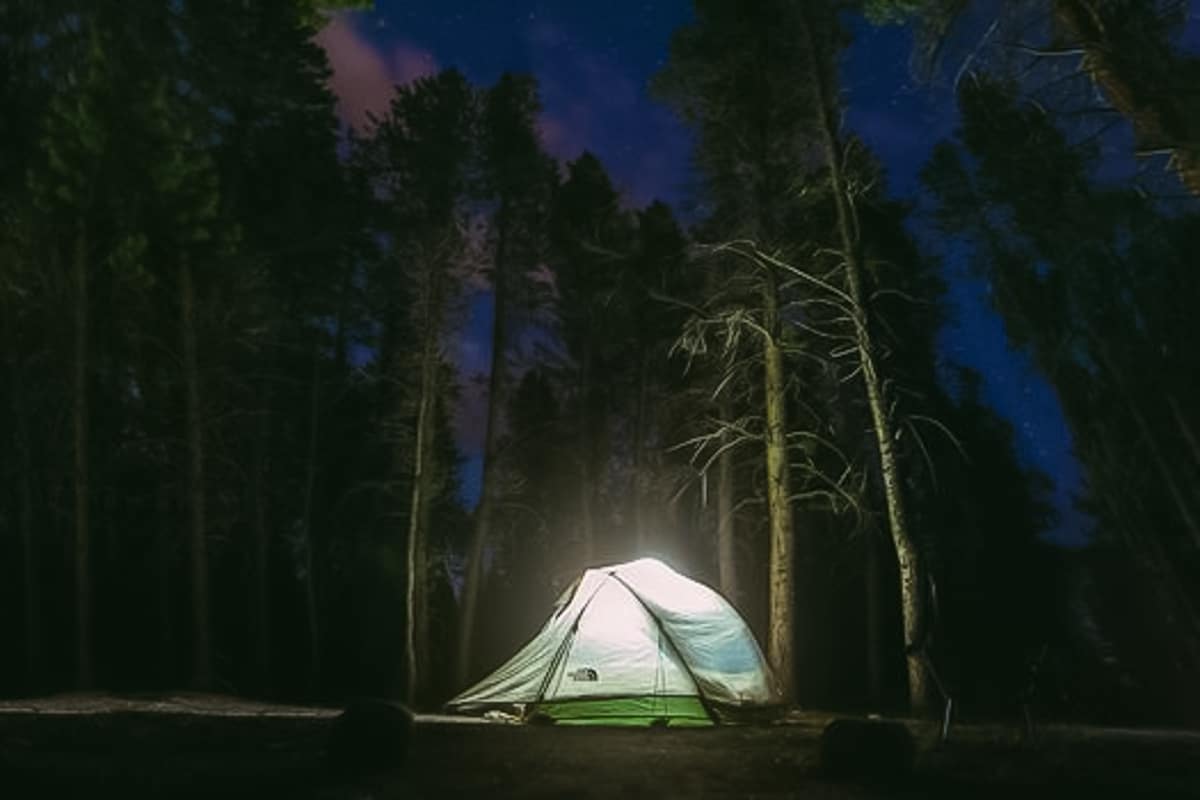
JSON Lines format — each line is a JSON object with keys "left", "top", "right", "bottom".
{"left": 316, "top": 1, "right": 1090, "bottom": 548}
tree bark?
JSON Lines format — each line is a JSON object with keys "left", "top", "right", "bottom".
{"left": 180, "top": 252, "right": 211, "bottom": 689}
{"left": 865, "top": 529, "right": 885, "bottom": 705}
{"left": 300, "top": 344, "right": 322, "bottom": 693}
{"left": 762, "top": 272, "right": 796, "bottom": 704}
{"left": 858, "top": 329, "right": 929, "bottom": 714}
{"left": 578, "top": 343, "right": 595, "bottom": 565}
{"left": 800, "top": 7, "right": 930, "bottom": 715}
{"left": 18, "top": 401, "right": 39, "bottom": 685}
{"left": 1093, "top": 428, "right": 1200, "bottom": 668}
{"left": 1093, "top": 343, "right": 1200, "bottom": 552}
{"left": 156, "top": 465, "right": 173, "bottom": 682}
{"left": 716, "top": 398, "right": 737, "bottom": 606}
{"left": 7, "top": 319, "right": 39, "bottom": 684}
{"left": 415, "top": 449, "right": 434, "bottom": 698}
{"left": 632, "top": 354, "right": 650, "bottom": 554}
{"left": 1127, "top": 396, "right": 1200, "bottom": 551}
{"left": 332, "top": 265, "right": 354, "bottom": 375}
{"left": 457, "top": 211, "right": 509, "bottom": 689}
{"left": 149, "top": 349, "right": 173, "bottom": 680}
{"left": 1168, "top": 394, "right": 1200, "bottom": 475}
{"left": 72, "top": 223, "right": 92, "bottom": 689}
{"left": 406, "top": 290, "right": 438, "bottom": 706}
{"left": 251, "top": 379, "right": 272, "bottom": 691}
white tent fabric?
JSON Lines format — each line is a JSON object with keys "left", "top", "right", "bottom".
{"left": 448, "top": 558, "right": 780, "bottom": 713}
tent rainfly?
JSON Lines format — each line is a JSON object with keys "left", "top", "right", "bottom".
{"left": 446, "top": 558, "right": 781, "bottom": 726}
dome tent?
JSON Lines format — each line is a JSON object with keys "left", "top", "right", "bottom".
{"left": 447, "top": 558, "right": 781, "bottom": 726}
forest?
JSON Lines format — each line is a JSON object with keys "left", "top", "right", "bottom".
{"left": 1, "top": 0, "right": 1199, "bottom": 732}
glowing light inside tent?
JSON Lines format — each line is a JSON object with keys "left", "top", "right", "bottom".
{"left": 577, "top": 578, "right": 649, "bottom": 644}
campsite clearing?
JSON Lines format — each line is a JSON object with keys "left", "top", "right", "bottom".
{"left": 1, "top": 695, "right": 1199, "bottom": 798}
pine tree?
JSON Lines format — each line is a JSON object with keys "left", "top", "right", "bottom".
{"left": 362, "top": 68, "right": 476, "bottom": 704}
{"left": 924, "top": 76, "right": 1200, "bottom": 715}
{"left": 549, "top": 153, "right": 637, "bottom": 565}
{"left": 869, "top": 0, "right": 1200, "bottom": 194}
{"left": 457, "top": 73, "right": 557, "bottom": 688}
{"left": 29, "top": 19, "right": 114, "bottom": 690}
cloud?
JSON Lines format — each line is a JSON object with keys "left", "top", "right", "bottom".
{"left": 536, "top": 114, "right": 576, "bottom": 161}
{"left": 537, "top": 57, "right": 637, "bottom": 158}
{"left": 315, "top": 14, "right": 437, "bottom": 129}
{"left": 393, "top": 43, "right": 438, "bottom": 85}
{"left": 537, "top": 106, "right": 594, "bottom": 163}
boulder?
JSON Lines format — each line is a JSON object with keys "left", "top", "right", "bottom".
{"left": 819, "top": 717, "right": 915, "bottom": 782}
{"left": 326, "top": 698, "right": 413, "bottom": 776}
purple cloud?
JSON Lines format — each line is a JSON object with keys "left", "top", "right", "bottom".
{"left": 315, "top": 14, "right": 438, "bottom": 129}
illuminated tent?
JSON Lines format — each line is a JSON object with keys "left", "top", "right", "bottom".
{"left": 446, "top": 558, "right": 781, "bottom": 726}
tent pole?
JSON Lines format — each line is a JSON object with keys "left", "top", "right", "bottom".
{"left": 609, "top": 573, "right": 720, "bottom": 724}
{"left": 528, "top": 579, "right": 609, "bottom": 715}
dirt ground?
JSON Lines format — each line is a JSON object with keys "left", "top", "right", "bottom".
{"left": 1, "top": 695, "right": 1198, "bottom": 799}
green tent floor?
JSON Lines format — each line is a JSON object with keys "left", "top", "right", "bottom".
{"left": 532, "top": 696, "right": 713, "bottom": 727}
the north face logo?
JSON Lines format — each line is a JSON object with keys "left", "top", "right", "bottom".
{"left": 569, "top": 667, "right": 598, "bottom": 681}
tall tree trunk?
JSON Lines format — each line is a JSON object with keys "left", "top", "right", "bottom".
{"left": 1168, "top": 394, "right": 1200, "bottom": 474}
{"left": 406, "top": 303, "right": 438, "bottom": 706}
{"left": 1127, "top": 396, "right": 1200, "bottom": 551}
{"left": 458, "top": 503, "right": 490, "bottom": 688}
{"left": 1094, "top": 428, "right": 1200, "bottom": 668}
{"left": 251, "top": 378, "right": 272, "bottom": 691}
{"left": 800, "top": 8, "right": 930, "bottom": 714}
{"left": 632, "top": 354, "right": 650, "bottom": 554}
{"left": 1053, "top": 0, "right": 1200, "bottom": 196}
{"left": 415, "top": 453, "right": 434, "bottom": 699}
{"left": 7, "top": 329, "right": 39, "bottom": 684}
{"left": 18, "top": 402, "right": 39, "bottom": 685}
{"left": 762, "top": 273, "right": 796, "bottom": 703}
{"left": 457, "top": 214, "right": 509, "bottom": 689}
{"left": 180, "top": 253, "right": 211, "bottom": 689}
{"left": 578, "top": 344, "right": 595, "bottom": 565}
{"left": 300, "top": 344, "right": 322, "bottom": 693}
{"left": 1093, "top": 343, "right": 1200, "bottom": 551}
{"left": 156, "top": 467, "right": 173, "bottom": 682}
{"left": 72, "top": 223, "right": 92, "bottom": 689}
{"left": 716, "top": 398, "right": 737, "bottom": 606}
{"left": 333, "top": 265, "right": 354, "bottom": 375}
{"left": 865, "top": 529, "right": 884, "bottom": 705}
{"left": 855, "top": 322, "right": 928, "bottom": 714}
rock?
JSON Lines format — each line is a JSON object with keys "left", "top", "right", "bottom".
{"left": 819, "top": 717, "right": 915, "bottom": 782}
{"left": 327, "top": 698, "right": 413, "bottom": 776}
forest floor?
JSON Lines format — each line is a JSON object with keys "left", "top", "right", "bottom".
{"left": 1, "top": 694, "right": 1199, "bottom": 799}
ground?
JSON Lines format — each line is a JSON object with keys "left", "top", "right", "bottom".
{"left": 1, "top": 695, "right": 1198, "bottom": 798}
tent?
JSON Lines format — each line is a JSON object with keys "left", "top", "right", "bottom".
{"left": 446, "top": 557, "right": 781, "bottom": 726}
